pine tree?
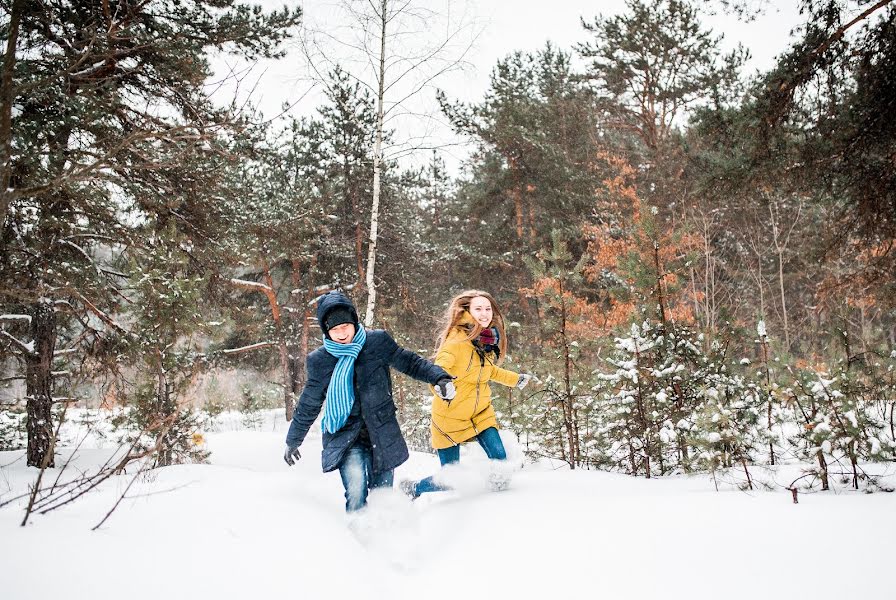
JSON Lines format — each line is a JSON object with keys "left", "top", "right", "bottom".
{"left": 520, "top": 231, "right": 601, "bottom": 468}
{"left": 117, "top": 231, "right": 210, "bottom": 467}
{"left": 687, "top": 339, "right": 766, "bottom": 489}
{"left": 578, "top": 0, "right": 746, "bottom": 151}
{"left": 439, "top": 44, "right": 603, "bottom": 259}
{"left": 0, "top": 0, "right": 301, "bottom": 466}
{"left": 788, "top": 358, "right": 893, "bottom": 490}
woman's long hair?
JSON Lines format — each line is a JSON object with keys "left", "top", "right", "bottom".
{"left": 435, "top": 290, "right": 508, "bottom": 363}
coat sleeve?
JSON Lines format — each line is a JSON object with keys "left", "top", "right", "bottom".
{"left": 490, "top": 365, "right": 520, "bottom": 388}
{"left": 383, "top": 331, "right": 448, "bottom": 385}
{"left": 285, "top": 352, "right": 333, "bottom": 448}
{"left": 434, "top": 341, "right": 460, "bottom": 374}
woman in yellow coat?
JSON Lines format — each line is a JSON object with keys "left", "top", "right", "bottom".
{"left": 401, "top": 290, "right": 532, "bottom": 498}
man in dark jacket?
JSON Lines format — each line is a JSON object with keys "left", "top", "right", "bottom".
{"left": 283, "top": 291, "right": 455, "bottom": 512}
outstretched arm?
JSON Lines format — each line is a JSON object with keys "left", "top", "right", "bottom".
{"left": 285, "top": 353, "right": 333, "bottom": 448}
{"left": 491, "top": 365, "right": 521, "bottom": 388}
{"left": 384, "top": 332, "right": 449, "bottom": 384}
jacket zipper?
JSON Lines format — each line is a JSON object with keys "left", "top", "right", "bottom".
{"left": 470, "top": 349, "right": 485, "bottom": 435}
{"left": 432, "top": 419, "right": 459, "bottom": 446}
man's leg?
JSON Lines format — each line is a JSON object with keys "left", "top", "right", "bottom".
{"left": 369, "top": 467, "right": 394, "bottom": 491}
{"left": 338, "top": 445, "right": 370, "bottom": 512}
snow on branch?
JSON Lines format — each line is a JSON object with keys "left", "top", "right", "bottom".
{"left": 0, "top": 330, "right": 34, "bottom": 355}
{"left": 306, "top": 282, "right": 355, "bottom": 306}
{"left": 74, "top": 292, "right": 131, "bottom": 336}
{"left": 0, "top": 314, "right": 31, "bottom": 324}
{"left": 220, "top": 341, "right": 274, "bottom": 355}
{"left": 229, "top": 278, "right": 273, "bottom": 293}
{"left": 57, "top": 239, "right": 101, "bottom": 275}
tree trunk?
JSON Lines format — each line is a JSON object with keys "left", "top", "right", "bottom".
{"left": 740, "top": 457, "right": 754, "bottom": 491}
{"left": 559, "top": 282, "right": 577, "bottom": 469}
{"left": 889, "top": 402, "right": 894, "bottom": 443}
{"left": 25, "top": 301, "right": 56, "bottom": 467}
{"left": 363, "top": 0, "right": 387, "bottom": 328}
{"left": 849, "top": 442, "right": 859, "bottom": 490}
{"left": 760, "top": 334, "right": 776, "bottom": 465}
{"left": 261, "top": 265, "right": 294, "bottom": 421}
{"left": 816, "top": 449, "right": 829, "bottom": 491}
{"left": 346, "top": 161, "right": 366, "bottom": 285}
{"left": 513, "top": 190, "right": 523, "bottom": 241}
{"left": 0, "top": 0, "right": 23, "bottom": 235}
{"left": 776, "top": 245, "right": 790, "bottom": 350}
{"left": 155, "top": 349, "right": 174, "bottom": 468}
{"left": 653, "top": 240, "right": 667, "bottom": 330}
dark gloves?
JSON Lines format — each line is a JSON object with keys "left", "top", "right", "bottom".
{"left": 283, "top": 444, "right": 301, "bottom": 466}
{"left": 434, "top": 377, "right": 456, "bottom": 401}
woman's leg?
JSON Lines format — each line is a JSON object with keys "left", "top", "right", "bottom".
{"left": 405, "top": 445, "right": 460, "bottom": 497}
{"left": 476, "top": 427, "right": 512, "bottom": 491}
{"left": 437, "top": 444, "right": 461, "bottom": 466}
{"left": 476, "top": 427, "right": 506, "bottom": 460}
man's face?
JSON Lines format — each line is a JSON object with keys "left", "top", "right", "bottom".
{"left": 328, "top": 322, "right": 356, "bottom": 344}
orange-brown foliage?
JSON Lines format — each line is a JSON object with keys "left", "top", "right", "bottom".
{"left": 583, "top": 152, "right": 702, "bottom": 327}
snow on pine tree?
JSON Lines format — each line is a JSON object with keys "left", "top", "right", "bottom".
{"left": 788, "top": 361, "right": 893, "bottom": 491}
{"left": 113, "top": 231, "right": 211, "bottom": 467}
{"left": 687, "top": 356, "right": 767, "bottom": 490}
{"left": 882, "top": 351, "right": 896, "bottom": 448}
{"left": 594, "top": 319, "right": 708, "bottom": 477}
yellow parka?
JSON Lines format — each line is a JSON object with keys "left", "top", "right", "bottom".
{"left": 430, "top": 314, "right": 520, "bottom": 450}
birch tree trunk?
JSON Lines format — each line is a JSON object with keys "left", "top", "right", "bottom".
{"left": 768, "top": 199, "right": 801, "bottom": 351}
{"left": 363, "top": 0, "right": 388, "bottom": 328}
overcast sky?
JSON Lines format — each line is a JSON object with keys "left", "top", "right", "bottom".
{"left": 209, "top": 0, "right": 804, "bottom": 172}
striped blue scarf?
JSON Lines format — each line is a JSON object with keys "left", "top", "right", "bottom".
{"left": 321, "top": 326, "right": 367, "bottom": 434}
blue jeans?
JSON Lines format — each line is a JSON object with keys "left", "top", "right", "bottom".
{"left": 338, "top": 443, "right": 394, "bottom": 512}
{"left": 413, "top": 427, "right": 506, "bottom": 496}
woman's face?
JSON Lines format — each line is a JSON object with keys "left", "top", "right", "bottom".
{"left": 468, "top": 296, "right": 493, "bottom": 329}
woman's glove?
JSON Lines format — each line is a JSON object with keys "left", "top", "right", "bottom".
{"left": 516, "top": 373, "right": 533, "bottom": 390}
{"left": 434, "top": 378, "right": 457, "bottom": 401}
{"left": 283, "top": 444, "right": 302, "bottom": 466}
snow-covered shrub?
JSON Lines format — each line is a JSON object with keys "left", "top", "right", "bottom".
{"left": 593, "top": 320, "right": 712, "bottom": 477}
{"left": 688, "top": 377, "right": 765, "bottom": 489}
{"left": 111, "top": 383, "right": 210, "bottom": 467}
{"left": 787, "top": 362, "right": 893, "bottom": 490}
{"left": 0, "top": 405, "right": 26, "bottom": 451}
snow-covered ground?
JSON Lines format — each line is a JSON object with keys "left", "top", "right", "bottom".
{"left": 2, "top": 409, "right": 894, "bottom": 600}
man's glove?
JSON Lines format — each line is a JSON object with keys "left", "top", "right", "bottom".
{"left": 284, "top": 444, "right": 302, "bottom": 466}
{"left": 516, "top": 373, "right": 533, "bottom": 391}
{"left": 434, "top": 378, "right": 456, "bottom": 401}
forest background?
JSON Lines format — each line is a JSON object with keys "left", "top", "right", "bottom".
{"left": 1, "top": 0, "right": 895, "bottom": 494}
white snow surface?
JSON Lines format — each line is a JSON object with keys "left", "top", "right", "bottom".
{"left": 2, "top": 409, "right": 894, "bottom": 600}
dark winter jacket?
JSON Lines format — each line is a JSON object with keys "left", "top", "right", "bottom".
{"left": 285, "top": 292, "right": 448, "bottom": 474}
